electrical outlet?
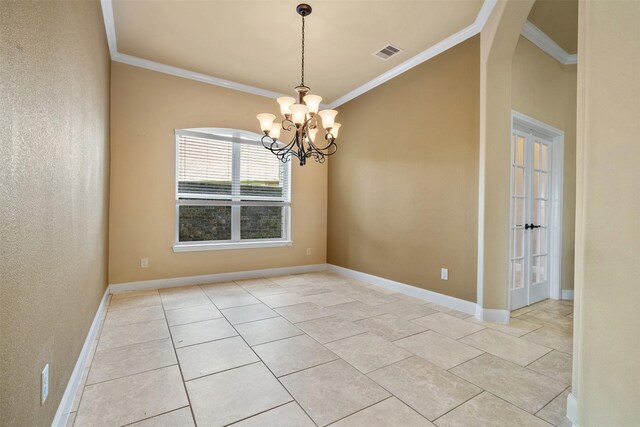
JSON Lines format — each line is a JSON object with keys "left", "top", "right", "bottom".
{"left": 441, "top": 268, "right": 449, "bottom": 280}
{"left": 41, "top": 364, "right": 49, "bottom": 405}
{"left": 140, "top": 258, "right": 149, "bottom": 268}
{"left": 306, "top": 248, "right": 311, "bottom": 256}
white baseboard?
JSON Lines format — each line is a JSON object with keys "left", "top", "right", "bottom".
{"left": 475, "top": 306, "right": 510, "bottom": 324}
{"left": 109, "top": 264, "right": 328, "bottom": 293}
{"left": 567, "top": 392, "right": 578, "bottom": 425}
{"left": 52, "top": 287, "right": 110, "bottom": 427}
{"left": 562, "top": 289, "right": 575, "bottom": 300}
{"left": 327, "top": 264, "right": 477, "bottom": 316}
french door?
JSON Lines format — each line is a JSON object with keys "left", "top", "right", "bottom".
{"left": 510, "top": 130, "right": 552, "bottom": 310}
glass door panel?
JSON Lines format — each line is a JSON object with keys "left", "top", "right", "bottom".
{"left": 510, "top": 133, "right": 552, "bottom": 309}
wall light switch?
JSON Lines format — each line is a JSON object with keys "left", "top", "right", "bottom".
{"left": 441, "top": 268, "right": 449, "bottom": 280}
{"left": 306, "top": 248, "right": 311, "bottom": 256}
{"left": 41, "top": 364, "right": 49, "bottom": 405}
{"left": 141, "top": 258, "right": 149, "bottom": 268}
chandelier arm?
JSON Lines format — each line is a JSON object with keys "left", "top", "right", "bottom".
{"left": 307, "top": 137, "right": 337, "bottom": 153}
{"left": 271, "top": 138, "right": 297, "bottom": 155}
{"left": 262, "top": 135, "right": 295, "bottom": 157}
{"left": 306, "top": 149, "right": 326, "bottom": 164}
{"left": 282, "top": 119, "right": 297, "bottom": 131}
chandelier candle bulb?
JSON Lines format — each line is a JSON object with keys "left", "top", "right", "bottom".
{"left": 303, "top": 94, "right": 322, "bottom": 115}
{"left": 270, "top": 122, "right": 282, "bottom": 140}
{"left": 257, "top": 113, "right": 276, "bottom": 133}
{"left": 290, "top": 104, "right": 309, "bottom": 125}
{"left": 318, "top": 109, "right": 338, "bottom": 129}
{"left": 277, "top": 96, "right": 296, "bottom": 117}
{"left": 256, "top": 3, "right": 340, "bottom": 166}
{"left": 330, "top": 123, "right": 341, "bottom": 138}
{"left": 308, "top": 127, "right": 318, "bottom": 142}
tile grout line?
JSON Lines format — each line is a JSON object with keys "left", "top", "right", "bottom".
{"left": 276, "top": 357, "right": 340, "bottom": 380}
{"left": 534, "top": 384, "right": 572, "bottom": 418}
{"left": 167, "top": 314, "right": 226, "bottom": 328}
{"left": 221, "top": 400, "right": 298, "bottom": 427}
{"left": 359, "top": 358, "right": 439, "bottom": 425}
{"left": 524, "top": 347, "right": 557, "bottom": 368}
{"left": 430, "top": 388, "right": 485, "bottom": 424}
{"left": 158, "top": 293, "right": 200, "bottom": 427}
{"left": 445, "top": 351, "right": 488, "bottom": 372}
{"left": 534, "top": 384, "right": 573, "bottom": 418}
{"left": 200, "top": 283, "right": 321, "bottom": 427}
{"left": 107, "top": 302, "right": 163, "bottom": 313}
{"left": 182, "top": 360, "right": 262, "bottom": 383}
{"left": 315, "top": 330, "right": 371, "bottom": 346}
{"left": 451, "top": 327, "right": 555, "bottom": 366}
{"left": 388, "top": 329, "right": 429, "bottom": 343}
{"left": 119, "top": 405, "right": 190, "bottom": 427}
{"left": 102, "top": 314, "right": 168, "bottom": 330}
{"left": 84, "top": 362, "right": 179, "bottom": 388}
{"left": 323, "top": 395, "right": 395, "bottom": 426}
{"left": 445, "top": 363, "right": 559, "bottom": 417}
{"left": 91, "top": 335, "right": 172, "bottom": 354}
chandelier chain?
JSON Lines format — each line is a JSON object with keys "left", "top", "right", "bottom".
{"left": 301, "top": 15, "right": 305, "bottom": 86}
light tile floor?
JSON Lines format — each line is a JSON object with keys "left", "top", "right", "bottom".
{"left": 69, "top": 272, "right": 573, "bottom": 427}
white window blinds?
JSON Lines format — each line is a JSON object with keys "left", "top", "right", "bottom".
{"left": 175, "top": 129, "right": 291, "bottom": 245}
{"left": 177, "top": 135, "right": 233, "bottom": 198}
{"left": 177, "top": 131, "right": 289, "bottom": 201}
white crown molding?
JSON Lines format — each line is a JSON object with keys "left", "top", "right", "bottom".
{"left": 100, "top": 0, "right": 284, "bottom": 101}
{"left": 112, "top": 52, "right": 285, "bottom": 100}
{"left": 100, "top": 0, "right": 499, "bottom": 106}
{"left": 327, "top": 0, "right": 498, "bottom": 108}
{"left": 100, "top": 0, "right": 117, "bottom": 58}
{"left": 52, "top": 287, "right": 110, "bottom": 427}
{"left": 521, "top": 20, "right": 578, "bottom": 65}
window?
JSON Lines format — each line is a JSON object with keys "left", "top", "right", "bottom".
{"left": 173, "top": 128, "right": 291, "bottom": 251}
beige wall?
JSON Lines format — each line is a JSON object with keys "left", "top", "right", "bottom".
{"left": 572, "top": 0, "right": 640, "bottom": 425}
{"left": 0, "top": 1, "right": 110, "bottom": 425}
{"left": 511, "top": 36, "right": 577, "bottom": 291}
{"left": 327, "top": 37, "right": 480, "bottom": 303}
{"left": 109, "top": 63, "right": 327, "bottom": 284}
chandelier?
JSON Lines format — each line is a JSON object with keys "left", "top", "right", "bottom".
{"left": 256, "top": 3, "right": 340, "bottom": 166}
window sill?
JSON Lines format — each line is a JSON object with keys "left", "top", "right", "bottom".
{"left": 173, "top": 240, "right": 292, "bottom": 252}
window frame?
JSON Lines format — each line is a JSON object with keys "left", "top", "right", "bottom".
{"left": 172, "top": 128, "right": 292, "bottom": 252}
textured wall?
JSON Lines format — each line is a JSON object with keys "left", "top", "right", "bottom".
{"left": 327, "top": 37, "right": 480, "bottom": 303}
{"left": 511, "top": 36, "right": 577, "bottom": 292}
{"left": 109, "top": 63, "right": 327, "bottom": 284}
{"left": 573, "top": 1, "right": 640, "bottom": 425}
{"left": 0, "top": 1, "right": 110, "bottom": 425}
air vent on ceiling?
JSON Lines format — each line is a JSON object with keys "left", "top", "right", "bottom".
{"left": 373, "top": 44, "right": 403, "bottom": 60}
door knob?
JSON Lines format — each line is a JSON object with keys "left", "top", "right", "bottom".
{"left": 525, "top": 224, "right": 541, "bottom": 230}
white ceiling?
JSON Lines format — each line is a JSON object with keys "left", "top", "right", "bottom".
{"left": 108, "top": 0, "right": 486, "bottom": 105}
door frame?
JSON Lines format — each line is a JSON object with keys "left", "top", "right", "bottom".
{"left": 509, "top": 110, "right": 564, "bottom": 306}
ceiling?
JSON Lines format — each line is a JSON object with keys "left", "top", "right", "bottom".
{"left": 111, "top": 0, "right": 485, "bottom": 104}
{"left": 528, "top": 0, "right": 578, "bottom": 54}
